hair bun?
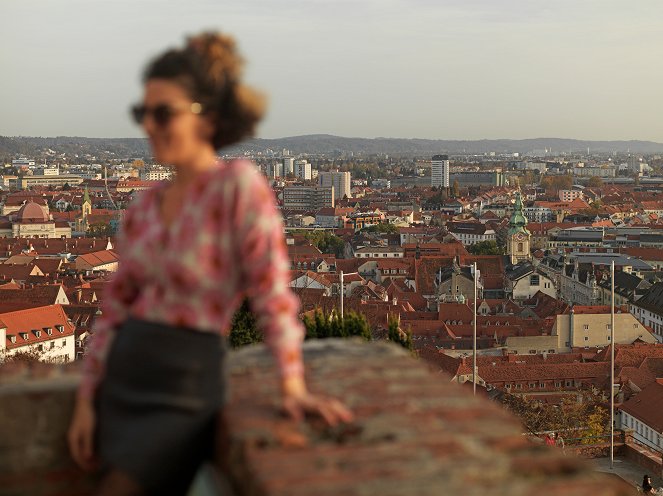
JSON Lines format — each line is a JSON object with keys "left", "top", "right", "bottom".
{"left": 186, "top": 32, "right": 243, "bottom": 86}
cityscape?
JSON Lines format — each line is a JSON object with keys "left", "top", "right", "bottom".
{"left": 3, "top": 0, "right": 663, "bottom": 494}
{"left": 1, "top": 137, "right": 663, "bottom": 493}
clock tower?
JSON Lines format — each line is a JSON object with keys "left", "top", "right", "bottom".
{"left": 507, "top": 192, "right": 531, "bottom": 265}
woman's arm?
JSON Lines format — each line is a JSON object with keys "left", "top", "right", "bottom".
{"left": 231, "top": 161, "right": 353, "bottom": 425}
{"left": 232, "top": 162, "right": 305, "bottom": 391}
{"left": 76, "top": 204, "right": 143, "bottom": 402}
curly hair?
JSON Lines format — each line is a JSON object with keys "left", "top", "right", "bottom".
{"left": 143, "top": 32, "right": 266, "bottom": 150}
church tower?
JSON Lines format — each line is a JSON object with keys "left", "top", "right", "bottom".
{"left": 507, "top": 191, "right": 531, "bottom": 265}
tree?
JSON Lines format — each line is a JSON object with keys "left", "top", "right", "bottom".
{"left": 540, "top": 175, "right": 573, "bottom": 194}
{"left": 468, "top": 240, "right": 503, "bottom": 255}
{"left": 88, "top": 222, "right": 114, "bottom": 237}
{"left": 451, "top": 180, "right": 460, "bottom": 198}
{"left": 361, "top": 223, "right": 398, "bottom": 234}
{"left": 229, "top": 299, "right": 262, "bottom": 348}
{"left": 581, "top": 406, "right": 608, "bottom": 445}
{"left": 499, "top": 388, "right": 609, "bottom": 442}
{"left": 302, "top": 309, "right": 372, "bottom": 341}
{"left": 302, "top": 231, "right": 345, "bottom": 257}
{"left": 387, "top": 316, "right": 413, "bottom": 352}
{"left": 587, "top": 176, "right": 604, "bottom": 188}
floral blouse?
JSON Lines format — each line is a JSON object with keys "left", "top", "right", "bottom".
{"left": 77, "top": 159, "right": 305, "bottom": 401}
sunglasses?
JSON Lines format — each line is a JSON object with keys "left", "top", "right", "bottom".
{"left": 130, "top": 102, "right": 203, "bottom": 126}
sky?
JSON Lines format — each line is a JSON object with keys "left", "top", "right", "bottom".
{"left": 2, "top": 0, "right": 663, "bottom": 141}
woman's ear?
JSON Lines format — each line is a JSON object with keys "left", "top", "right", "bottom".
{"left": 198, "top": 113, "right": 217, "bottom": 143}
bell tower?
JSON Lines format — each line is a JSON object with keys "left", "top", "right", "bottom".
{"left": 507, "top": 191, "right": 531, "bottom": 265}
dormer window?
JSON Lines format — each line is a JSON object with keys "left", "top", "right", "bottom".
{"left": 20, "top": 332, "right": 29, "bottom": 340}
{"left": 33, "top": 329, "right": 42, "bottom": 338}
{"left": 45, "top": 327, "right": 53, "bottom": 335}
{"left": 9, "top": 335, "right": 16, "bottom": 343}
{"left": 56, "top": 325, "right": 65, "bottom": 333}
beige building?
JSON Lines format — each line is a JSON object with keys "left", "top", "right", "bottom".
{"left": 0, "top": 201, "right": 71, "bottom": 238}
{"left": 507, "top": 306, "right": 657, "bottom": 355}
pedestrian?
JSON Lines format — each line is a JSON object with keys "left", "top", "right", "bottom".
{"left": 67, "top": 31, "right": 353, "bottom": 495}
{"left": 643, "top": 475, "right": 655, "bottom": 494}
{"left": 554, "top": 432, "right": 565, "bottom": 450}
{"left": 545, "top": 432, "right": 556, "bottom": 446}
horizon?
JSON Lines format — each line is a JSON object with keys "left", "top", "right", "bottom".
{"left": 3, "top": 133, "right": 663, "bottom": 144}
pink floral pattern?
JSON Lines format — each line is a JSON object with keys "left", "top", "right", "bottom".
{"left": 77, "top": 159, "right": 305, "bottom": 401}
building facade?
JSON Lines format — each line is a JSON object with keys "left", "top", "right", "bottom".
{"left": 431, "top": 155, "right": 450, "bottom": 188}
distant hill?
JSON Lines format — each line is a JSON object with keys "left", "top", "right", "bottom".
{"left": 2, "top": 134, "right": 663, "bottom": 159}
{"left": 234, "top": 135, "right": 663, "bottom": 155}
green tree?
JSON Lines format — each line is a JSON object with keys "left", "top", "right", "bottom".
{"left": 468, "top": 240, "right": 503, "bottom": 255}
{"left": 302, "top": 231, "right": 345, "bottom": 257}
{"left": 361, "top": 223, "right": 398, "bottom": 234}
{"left": 302, "top": 309, "right": 372, "bottom": 341}
{"left": 387, "top": 316, "right": 413, "bottom": 351}
{"left": 229, "top": 299, "right": 262, "bottom": 348}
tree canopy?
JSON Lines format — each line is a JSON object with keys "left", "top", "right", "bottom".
{"left": 468, "top": 240, "right": 503, "bottom": 256}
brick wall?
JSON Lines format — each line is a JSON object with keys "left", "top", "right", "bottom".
{"left": 0, "top": 339, "right": 638, "bottom": 496}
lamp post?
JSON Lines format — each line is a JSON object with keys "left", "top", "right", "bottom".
{"left": 473, "top": 262, "right": 478, "bottom": 396}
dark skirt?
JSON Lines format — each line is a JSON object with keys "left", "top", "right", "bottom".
{"left": 93, "top": 316, "right": 228, "bottom": 495}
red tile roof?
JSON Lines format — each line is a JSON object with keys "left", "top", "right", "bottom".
{"left": 2, "top": 304, "right": 76, "bottom": 349}
{"left": 619, "top": 382, "right": 663, "bottom": 433}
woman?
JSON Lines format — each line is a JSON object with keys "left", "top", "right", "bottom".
{"left": 68, "top": 32, "right": 353, "bottom": 495}
{"left": 643, "top": 475, "right": 655, "bottom": 494}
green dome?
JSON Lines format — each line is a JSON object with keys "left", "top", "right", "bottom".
{"left": 508, "top": 192, "right": 530, "bottom": 236}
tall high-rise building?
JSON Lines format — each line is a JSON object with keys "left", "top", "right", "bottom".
{"left": 318, "top": 170, "right": 351, "bottom": 200}
{"left": 431, "top": 154, "right": 450, "bottom": 188}
{"left": 282, "top": 157, "right": 295, "bottom": 176}
{"left": 294, "top": 160, "right": 312, "bottom": 180}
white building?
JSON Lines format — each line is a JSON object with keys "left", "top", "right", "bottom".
{"left": 294, "top": 160, "right": 312, "bottom": 180}
{"left": 0, "top": 305, "right": 76, "bottom": 364}
{"left": 431, "top": 154, "right": 450, "bottom": 188}
{"left": 559, "top": 190, "right": 584, "bottom": 202}
{"left": 319, "top": 170, "right": 351, "bottom": 200}
{"left": 619, "top": 382, "right": 663, "bottom": 452}
{"left": 630, "top": 282, "right": 663, "bottom": 341}
{"left": 140, "top": 167, "right": 172, "bottom": 181}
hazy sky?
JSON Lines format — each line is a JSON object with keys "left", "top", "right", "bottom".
{"left": 3, "top": 0, "right": 663, "bottom": 141}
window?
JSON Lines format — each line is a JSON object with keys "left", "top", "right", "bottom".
{"left": 633, "top": 324, "right": 638, "bottom": 328}
{"left": 608, "top": 336, "right": 611, "bottom": 341}
{"left": 583, "top": 324, "right": 589, "bottom": 330}
{"left": 516, "top": 384, "right": 522, "bottom": 390}
{"left": 62, "top": 339, "right": 66, "bottom": 347}
{"left": 565, "top": 380, "right": 573, "bottom": 387}
{"left": 584, "top": 336, "right": 589, "bottom": 341}
{"left": 529, "top": 349, "right": 537, "bottom": 354}
{"left": 539, "top": 382, "right": 545, "bottom": 388}
{"left": 518, "top": 242, "right": 523, "bottom": 251}
{"left": 606, "top": 324, "right": 611, "bottom": 330}
{"left": 50, "top": 341, "right": 56, "bottom": 349}
{"left": 530, "top": 275, "right": 540, "bottom": 286}
{"left": 555, "top": 382, "right": 562, "bottom": 388}
{"left": 529, "top": 382, "right": 536, "bottom": 388}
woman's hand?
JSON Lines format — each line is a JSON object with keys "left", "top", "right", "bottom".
{"left": 281, "top": 376, "right": 354, "bottom": 427}
{"left": 67, "top": 397, "right": 99, "bottom": 471}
